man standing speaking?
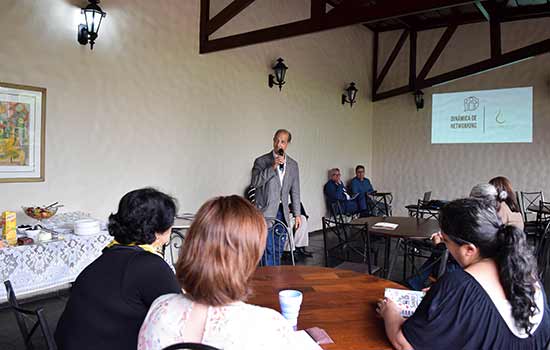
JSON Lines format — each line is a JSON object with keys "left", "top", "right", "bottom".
{"left": 251, "top": 129, "right": 301, "bottom": 266}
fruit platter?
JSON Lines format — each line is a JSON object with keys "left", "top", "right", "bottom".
{"left": 22, "top": 205, "right": 59, "bottom": 220}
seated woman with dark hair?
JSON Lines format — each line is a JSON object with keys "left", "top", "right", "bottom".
{"left": 138, "top": 195, "right": 300, "bottom": 350}
{"left": 378, "top": 198, "right": 550, "bottom": 350}
{"left": 55, "top": 188, "right": 181, "bottom": 350}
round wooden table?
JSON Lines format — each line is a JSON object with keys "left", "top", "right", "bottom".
{"left": 249, "top": 266, "right": 406, "bottom": 350}
{"left": 350, "top": 216, "right": 440, "bottom": 278}
{"left": 350, "top": 216, "right": 439, "bottom": 239}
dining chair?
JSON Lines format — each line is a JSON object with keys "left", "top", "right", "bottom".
{"left": 162, "top": 343, "right": 220, "bottom": 350}
{"left": 162, "top": 229, "right": 186, "bottom": 266}
{"left": 536, "top": 221, "right": 550, "bottom": 284}
{"left": 322, "top": 214, "right": 378, "bottom": 273}
{"left": 367, "top": 192, "right": 393, "bottom": 216}
{"left": 3, "top": 280, "right": 57, "bottom": 350}
{"left": 537, "top": 201, "right": 550, "bottom": 222}
{"left": 414, "top": 199, "right": 440, "bottom": 220}
{"left": 519, "top": 191, "right": 544, "bottom": 222}
{"left": 404, "top": 199, "right": 444, "bottom": 282}
{"left": 518, "top": 192, "right": 546, "bottom": 245}
{"left": 259, "top": 217, "right": 294, "bottom": 266}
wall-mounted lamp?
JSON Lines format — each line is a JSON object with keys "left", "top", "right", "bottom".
{"left": 342, "top": 82, "right": 358, "bottom": 107}
{"left": 77, "top": 0, "right": 107, "bottom": 50}
{"left": 414, "top": 90, "right": 424, "bottom": 110}
{"left": 268, "top": 58, "right": 288, "bottom": 91}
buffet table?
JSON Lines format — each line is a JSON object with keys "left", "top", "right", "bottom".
{"left": 0, "top": 212, "right": 113, "bottom": 302}
{"left": 0, "top": 211, "right": 191, "bottom": 302}
{"left": 0, "top": 231, "right": 111, "bottom": 302}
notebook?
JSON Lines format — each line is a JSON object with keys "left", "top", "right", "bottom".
{"left": 384, "top": 288, "right": 426, "bottom": 317}
{"left": 372, "top": 222, "right": 399, "bottom": 230}
{"left": 293, "top": 330, "right": 324, "bottom": 349}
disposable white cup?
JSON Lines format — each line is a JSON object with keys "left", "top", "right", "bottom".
{"left": 279, "top": 289, "right": 303, "bottom": 329}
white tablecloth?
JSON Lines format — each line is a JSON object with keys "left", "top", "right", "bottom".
{"left": 0, "top": 231, "right": 111, "bottom": 302}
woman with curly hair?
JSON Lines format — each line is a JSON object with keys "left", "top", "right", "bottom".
{"left": 55, "top": 188, "right": 181, "bottom": 350}
{"left": 378, "top": 198, "right": 550, "bottom": 350}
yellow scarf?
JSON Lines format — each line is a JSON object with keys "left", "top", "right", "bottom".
{"left": 106, "top": 239, "right": 161, "bottom": 256}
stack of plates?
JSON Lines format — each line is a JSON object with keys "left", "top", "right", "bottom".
{"left": 74, "top": 219, "right": 100, "bottom": 236}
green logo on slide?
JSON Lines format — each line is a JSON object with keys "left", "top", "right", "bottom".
{"left": 464, "top": 96, "right": 479, "bottom": 112}
{"left": 495, "top": 109, "right": 505, "bottom": 124}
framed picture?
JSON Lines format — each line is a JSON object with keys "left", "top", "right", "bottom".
{"left": 0, "top": 82, "right": 46, "bottom": 182}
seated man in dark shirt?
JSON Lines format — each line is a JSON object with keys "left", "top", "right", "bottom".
{"left": 324, "top": 168, "right": 368, "bottom": 216}
{"left": 351, "top": 164, "right": 389, "bottom": 216}
{"left": 350, "top": 164, "right": 374, "bottom": 197}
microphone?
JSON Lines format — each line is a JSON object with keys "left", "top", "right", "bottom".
{"left": 277, "top": 149, "right": 284, "bottom": 171}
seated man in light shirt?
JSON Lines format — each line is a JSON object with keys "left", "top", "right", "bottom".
{"left": 324, "top": 168, "right": 368, "bottom": 216}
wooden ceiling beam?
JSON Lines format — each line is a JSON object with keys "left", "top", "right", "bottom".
{"left": 474, "top": 0, "right": 491, "bottom": 21}
{"left": 374, "top": 37, "right": 550, "bottom": 101}
{"left": 417, "top": 24, "right": 457, "bottom": 81}
{"left": 207, "top": 0, "right": 256, "bottom": 36}
{"left": 200, "top": 0, "right": 475, "bottom": 53}
{"left": 375, "top": 30, "right": 409, "bottom": 91}
{"left": 375, "top": 3, "right": 550, "bottom": 32}
{"left": 311, "top": 0, "right": 326, "bottom": 22}
{"left": 326, "top": 0, "right": 475, "bottom": 23}
{"left": 421, "top": 37, "right": 550, "bottom": 88}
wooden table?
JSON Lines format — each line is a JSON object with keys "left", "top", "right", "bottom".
{"left": 250, "top": 266, "right": 405, "bottom": 350}
{"left": 350, "top": 216, "right": 440, "bottom": 279}
{"left": 351, "top": 216, "right": 439, "bottom": 239}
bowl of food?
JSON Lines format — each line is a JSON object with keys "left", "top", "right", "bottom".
{"left": 22, "top": 206, "right": 59, "bottom": 220}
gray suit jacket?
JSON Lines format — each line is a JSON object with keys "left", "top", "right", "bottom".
{"left": 251, "top": 151, "right": 300, "bottom": 227}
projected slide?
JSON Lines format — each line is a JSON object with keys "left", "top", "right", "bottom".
{"left": 432, "top": 87, "right": 532, "bottom": 144}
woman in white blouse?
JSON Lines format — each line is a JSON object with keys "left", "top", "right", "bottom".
{"left": 138, "top": 196, "right": 298, "bottom": 350}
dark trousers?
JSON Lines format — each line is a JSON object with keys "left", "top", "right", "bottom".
{"left": 407, "top": 254, "right": 461, "bottom": 290}
{"left": 342, "top": 195, "right": 369, "bottom": 217}
{"left": 261, "top": 205, "right": 288, "bottom": 266}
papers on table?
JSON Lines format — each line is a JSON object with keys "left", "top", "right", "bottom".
{"left": 293, "top": 330, "right": 323, "bottom": 349}
{"left": 372, "top": 222, "right": 399, "bottom": 230}
{"left": 384, "top": 288, "right": 426, "bottom": 317}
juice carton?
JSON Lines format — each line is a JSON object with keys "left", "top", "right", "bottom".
{"left": 2, "top": 211, "right": 17, "bottom": 246}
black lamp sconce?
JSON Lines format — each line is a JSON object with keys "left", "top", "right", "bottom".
{"left": 268, "top": 58, "right": 288, "bottom": 91}
{"left": 342, "top": 82, "right": 358, "bottom": 107}
{"left": 77, "top": 0, "right": 107, "bottom": 50}
{"left": 414, "top": 90, "right": 424, "bottom": 110}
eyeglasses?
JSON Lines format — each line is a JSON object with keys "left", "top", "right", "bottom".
{"left": 446, "top": 234, "right": 475, "bottom": 246}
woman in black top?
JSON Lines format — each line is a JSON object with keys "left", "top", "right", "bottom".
{"left": 55, "top": 188, "right": 181, "bottom": 350}
{"left": 377, "top": 198, "right": 550, "bottom": 350}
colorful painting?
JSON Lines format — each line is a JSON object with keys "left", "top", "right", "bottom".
{"left": 0, "top": 83, "right": 46, "bottom": 182}
{"left": 0, "top": 102, "right": 31, "bottom": 166}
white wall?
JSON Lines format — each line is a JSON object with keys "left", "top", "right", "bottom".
{"left": 372, "top": 20, "right": 550, "bottom": 214}
{"left": 0, "top": 0, "right": 374, "bottom": 230}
